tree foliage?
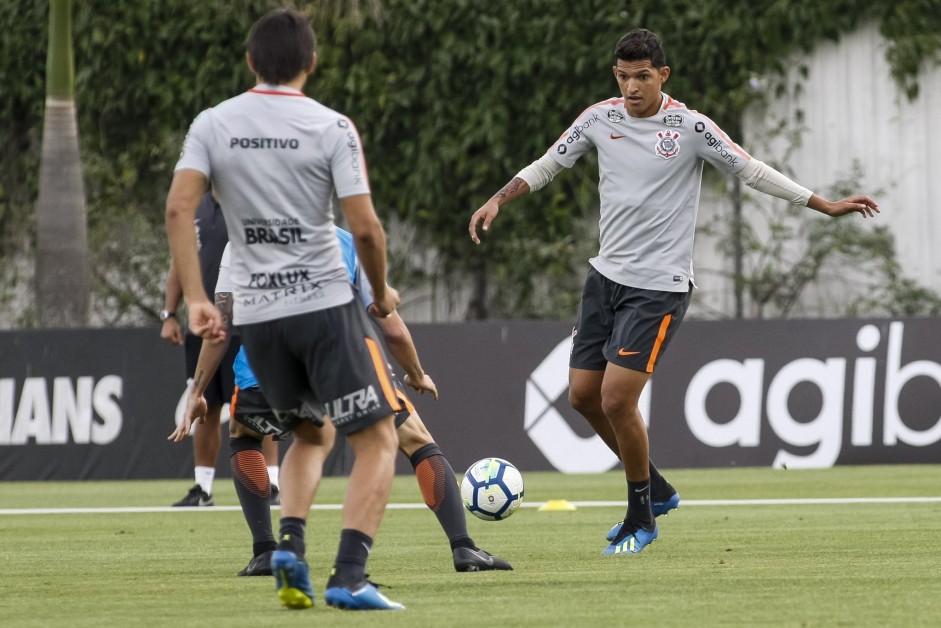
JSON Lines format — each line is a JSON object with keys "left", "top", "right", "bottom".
{"left": 1, "top": 0, "right": 939, "bottom": 325}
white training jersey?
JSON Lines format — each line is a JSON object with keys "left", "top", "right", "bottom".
{"left": 175, "top": 84, "right": 372, "bottom": 324}
{"left": 216, "top": 232, "right": 374, "bottom": 311}
{"left": 550, "top": 93, "right": 751, "bottom": 292}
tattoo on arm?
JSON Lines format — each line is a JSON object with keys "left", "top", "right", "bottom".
{"left": 494, "top": 177, "right": 525, "bottom": 200}
{"left": 215, "top": 292, "right": 234, "bottom": 329}
{"left": 192, "top": 370, "right": 204, "bottom": 392}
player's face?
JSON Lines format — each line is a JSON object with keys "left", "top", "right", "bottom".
{"left": 612, "top": 60, "right": 670, "bottom": 118}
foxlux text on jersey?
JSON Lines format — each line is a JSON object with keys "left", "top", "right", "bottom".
{"left": 249, "top": 270, "right": 314, "bottom": 288}
{"left": 230, "top": 137, "right": 300, "bottom": 149}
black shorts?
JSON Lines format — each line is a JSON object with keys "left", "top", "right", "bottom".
{"left": 232, "top": 375, "right": 412, "bottom": 437}
{"left": 570, "top": 266, "right": 692, "bottom": 373}
{"left": 185, "top": 333, "right": 240, "bottom": 407}
{"left": 391, "top": 374, "right": 414, "bottom": 428}
{"left": 230, "top": 386, "right": 302, "bottom": 440}
{"left": 237, "top": 299, "right": 402, "bottom": 436}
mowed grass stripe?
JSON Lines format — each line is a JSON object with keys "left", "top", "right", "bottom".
{"left": 3, "top": 495, "right": 941, "bottom": 516}
{"left": 1, "top": 466, "right": 940, "bottom": 627}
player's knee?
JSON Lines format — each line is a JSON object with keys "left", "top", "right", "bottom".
{"left": 600, "top": 393, "right": 634, "bottom": 422}
{"left": 293, "top": 420, "right": 335, "bottom": 450}
{"left": 396, "top": 418, "right": 433, "bottom": 455}
{"left": 568, "top": 385, "right": 595, "bottom": 415}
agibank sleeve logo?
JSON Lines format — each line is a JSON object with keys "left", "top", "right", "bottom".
{"left": 554, "top": 110, "right": 603, "bottom": 156}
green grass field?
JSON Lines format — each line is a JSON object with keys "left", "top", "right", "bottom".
{"left": 2, "top": 465, "right": 940, "bottom": 627}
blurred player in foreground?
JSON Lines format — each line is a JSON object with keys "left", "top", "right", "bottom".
{"left": 170, "top": 229, "right": 512, "bottom": 576}
{"left": 167, "top": 8, "right": 404, "bottom": 611}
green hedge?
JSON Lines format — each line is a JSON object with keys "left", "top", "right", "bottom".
{"left": 1, "top": 0, "right": 938, "bottom": 322}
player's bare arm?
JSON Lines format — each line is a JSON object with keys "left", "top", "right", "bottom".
{"left": 807, "top": 194, "right": 880, "bottom": 218}
{"left": 165, "top": 169, "right": 224, "bottom": 342}
{"left": 735, "top": 158, "right": 880, "bottom": 219}
{"left": 167, "top": 291, "right": 234, "bottom": 442}
{"left": 188, "top": 291, "right": 234, "bottom": 399}
{"left": 469, "top": 177, "right": 531, "bottom": 244}
{"left": 160, "top": 257, "right": 184, "bottom": 345}
{"left": 375, "top": 311, "right": 439, "bottom": 400}
{"left": 470, "top": 152, "right": 567, "bottom": 244}
{"left": 341, "top": 194, "right": 400, "bottom": 317}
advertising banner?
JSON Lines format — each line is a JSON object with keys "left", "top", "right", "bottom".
{"left": 0, "top": 318, "right": 938, "bottom": 480}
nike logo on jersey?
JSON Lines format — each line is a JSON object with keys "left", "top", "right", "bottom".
{"left": 618, "top": 349, "right": 640, "bottom": 356}
{"left": 610, "top": 133, "right": 626, "bottom": 140}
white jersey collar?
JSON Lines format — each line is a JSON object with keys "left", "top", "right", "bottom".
{"left": 249, "top": 84, "right": 305, "bottom": 96}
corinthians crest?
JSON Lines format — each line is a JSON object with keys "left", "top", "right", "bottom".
{"left": 655, "top": 130, "right": 680, "bottom": 159}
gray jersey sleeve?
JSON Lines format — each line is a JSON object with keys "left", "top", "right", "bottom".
{"left": 687, "top": 113, "right": 751, "bottom": 176}
{"left": 549, "top": 106, "right": 605, "bottom": 168}
{"left": 175, "top": 109, "right": 213, "bottom": 176}
{"left": 328, "top": 117, "right": 371, "bottom": 199}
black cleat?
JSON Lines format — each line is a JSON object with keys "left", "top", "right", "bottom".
{"left": 172, "top": 484, "right": 214, "bottom": 507}
{"left": 238, "top": 550, "right": 274, "bottom": 577}
{"left": 269, "top": 485, "right": 280, "bottom": 506}
{"left": 453, "top": 547, "right": 513, "bottom": 572}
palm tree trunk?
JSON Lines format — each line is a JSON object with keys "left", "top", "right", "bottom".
{"left": 35, "top": 0, "right": 88, "bottom": 327}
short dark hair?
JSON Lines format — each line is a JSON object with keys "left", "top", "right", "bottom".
{"left": 614, "top": 28, "right": 666, "bottom": 68}
{"left": 246, "top": 9, "right": 317, "bottom": 84}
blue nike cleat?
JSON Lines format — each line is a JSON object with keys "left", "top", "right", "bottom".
{"left": 324, "top": 581, "right": 405, "bottom": 611}
{"left": 601, "top": 525, "right": 659, "bottom": 556}
{"left": 271, "top": 550, "right": 314, "bottom": 609}
{"left": 605, "top": 493, "right": 680, "bottom": 542}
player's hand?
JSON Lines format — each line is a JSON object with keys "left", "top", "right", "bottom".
{"left": 404, "top": 372, "right": 439, "bottom": 400}
{"left": 469, "top": 199, "right": 500, "bottom": 244}
{"left": 160, "top": 318, "right": 184, "bottom": 345}
{"left": 187, "top": 300, "right": 226, "bottom": 343}
{"left": 369, "top": 284, "right": 400, "bottom": 318}
{"left": 819, "top": 195, "right": 880, "bottom": 218}
{"left": 168, "top": 390, "right": 208, "bottom": 442}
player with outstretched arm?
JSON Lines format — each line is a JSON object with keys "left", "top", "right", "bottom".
{"left": 469, "top": 28, "right": 878, "bottom": 556}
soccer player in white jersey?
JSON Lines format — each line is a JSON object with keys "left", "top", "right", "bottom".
{"left": 469, "top": 28, "right": 879, "bottom": 556}
{"left": 166, "top": 9, "right": 405, "bottom": 610}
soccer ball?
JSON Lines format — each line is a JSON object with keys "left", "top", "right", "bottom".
{"left": 460, "top": 457, "right": 524, "bottom": 521}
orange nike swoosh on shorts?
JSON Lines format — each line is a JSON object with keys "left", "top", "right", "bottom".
{"left": 618, "top": 349, "right": 640, "bottom": 356}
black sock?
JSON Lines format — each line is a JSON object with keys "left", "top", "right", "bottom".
{"left": 409, "top": 443, "right": 475, "bottom": 551}
{"left": 278, "top": 516, "right": 307, "bottom": 557}
{"left": 230, "top": 436, "right": 276, "bottom": 557}
{"left": 328, "top": 528, "right": 373, "bottom": 589}
{"left": 624, "top": 480, "right": 655, "bottom": 533}
{"left": 648, "top": 459, "right": 677, "bottom": 501}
